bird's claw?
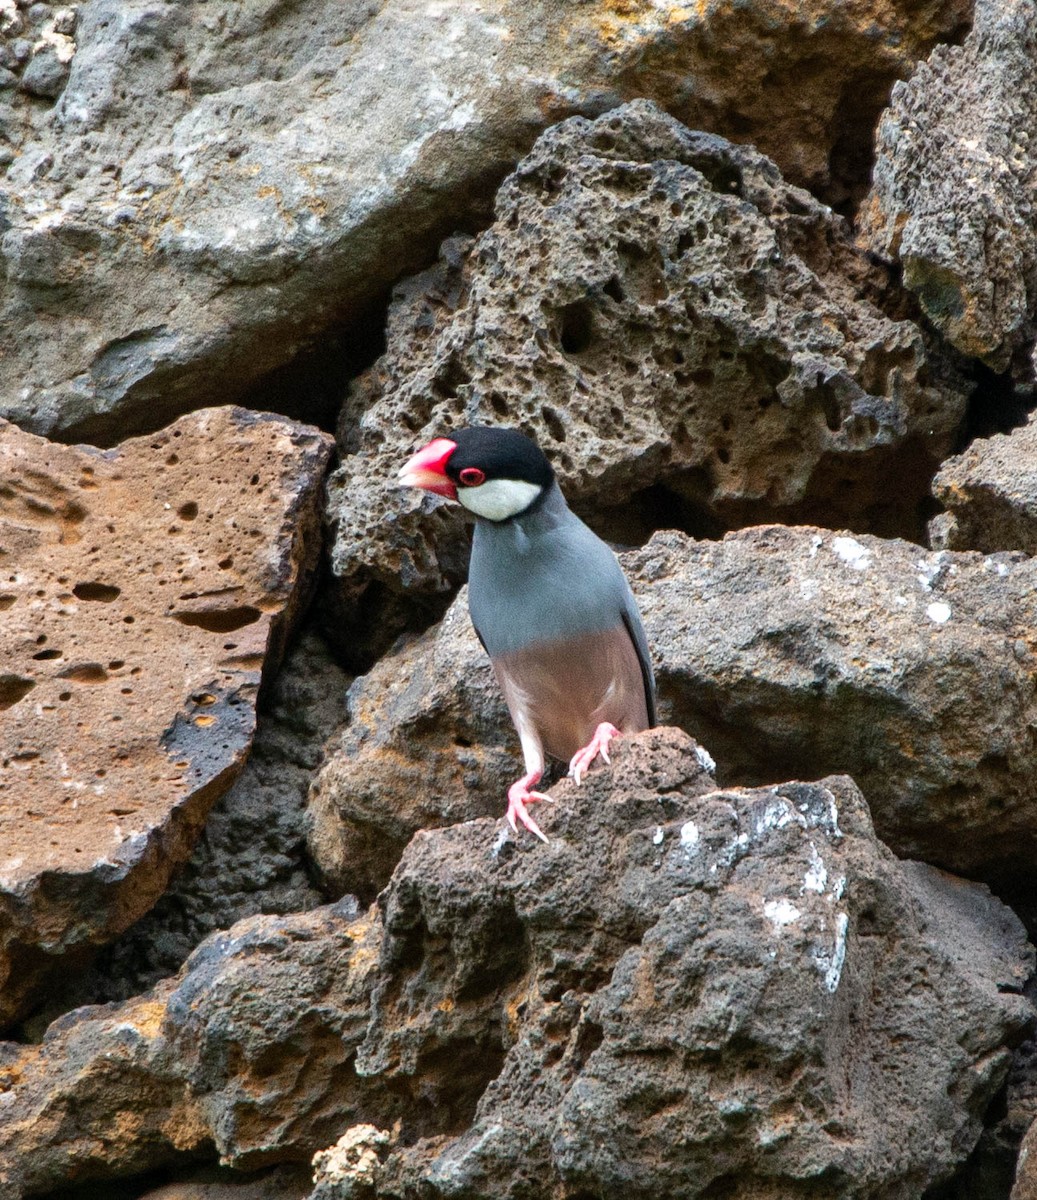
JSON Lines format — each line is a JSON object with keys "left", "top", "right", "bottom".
{"left": 506, "top": 773, "right": 552, "bottom": 843}
{"left": 568, "top": 722, "right": 621, "bottom": 785}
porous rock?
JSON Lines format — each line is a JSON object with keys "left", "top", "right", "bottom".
{"left": 4, "top": 732, "right": 1032, "bottom": 1200}
{"left": 930, "top": 412, "right": 1037, "bottom": 554}
{"left": 1016, "top": 1117, "right": 1037, "bottom": 1200}
{"left": 358, "top": 730, "right": 1032, "bottom": 1198}
{"left": 0, "top": 407, "right": 332, "bottom": 1031}
{"left": 860, "top": 0, "right": 1037, "bottom": 376}
{"left": 0, "top": 900, "right": 389, "bottom": 1199}
{"left": 327, "top": 102, "right": 967, "bottom": 648}
{"left": 311, "top": 526, "right": 1037, "bottom": 895}
{"left": 0, "top": 0, "right": 968, "bottom": 443}
{"left": 42, "top": 626, "right": 350, "bottom": 1014}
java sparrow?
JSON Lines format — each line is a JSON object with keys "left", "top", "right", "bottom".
{"left": 399, "top": 426, "right": 656, "bottom": 841}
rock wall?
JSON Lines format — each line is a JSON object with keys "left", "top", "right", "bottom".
{"left": 4, "top": 2, "right": 1037, "bottom": 1199}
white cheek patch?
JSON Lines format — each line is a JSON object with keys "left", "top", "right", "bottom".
{"left": 458, "top": 478, "right": 542, "bottom": 521}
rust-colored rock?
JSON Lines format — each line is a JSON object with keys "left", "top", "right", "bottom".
{"left": 0, "top": 407, "right": 332, "bottom": 1031}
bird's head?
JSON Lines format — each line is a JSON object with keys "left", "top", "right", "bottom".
{"left": 398, "top": 426, "right": 555, "bottom": 522}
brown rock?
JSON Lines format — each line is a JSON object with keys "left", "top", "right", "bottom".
{"left": 136, "top": 1164, "right": 312, "bottom": 1200}
{"left": 0, "top": 901, "right": 387, "bottom": 1199}
{"left": 0, "top": 407, "right": 332, "bottom": 1031}
{"left": 4, "top": 733, "right": 1031, "bottom": 1200}
{"left": 860, "top": 0, "right": 1037, "bottom": 375}
{"left": 326, "top": 102, "right": 967, "bottom": 660}
{"left": 930, "top": 413, "right": 1037, "bottom": 554}
{"left": 311, "top": 526, "right": 1037, "bottom": 895}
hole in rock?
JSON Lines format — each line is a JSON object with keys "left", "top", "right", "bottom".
{"left": 558, "top": 301, "right": 595, "bottom": 355}
{"left": 0, "top": 676, "right": 35, "bottom": 710}
{"left": 73, "top": 581, "right": 122, "bottom": 603}
{"left": 177, "top": 501, "right": 199, "bottom": 520}
{"left": 173, "top": 606, "right": 262, "bottom": 633}
{"left": 32, "top": 649, "right": 62, "bottom": 661}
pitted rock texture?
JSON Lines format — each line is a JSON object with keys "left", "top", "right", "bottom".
{"left": 3, "top": 732, "right": 1032, "bottom": 1200}
{"left": 0, "top": 407, "right": 332, "bottom": 1031}
{"left": 311, "top": 526, "right": 1037, "bottom": 897}
{"left": 327, "top": 102, "right": 968, "bottom": 640}
{"left": 40, "top": 626, "right": 349, "bottom": 1015}
{"left": 1016, "top": 1118, "right": 1037, "bottom": 1200}
{"left": 930, "top": 413, "right": 1037, "bottom": 555}
{"left": 359, "top": 731, "right": 1032, "bottom": 1199}
{"left": 0, "top": 900, "right": 392, "bottom": 1200}
{"left": 860, "top": 0, "right": 1037, "bottom": 376}
{"left": 0, "top": 2, "right": 969, "bottom": 444}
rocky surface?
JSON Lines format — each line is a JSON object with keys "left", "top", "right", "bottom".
{"left": 0, "top": 1, "right": 968, "bottom": 445}
{"left": 1, "top": 731, "right": 1031, "bottom": 1200}
{"left": 30, "top": 626, "right": 350, "bottom": 1021}
{"left": 930, "top": 412, "right": 1037, "bottom": 554}
{"left": 311, "top": 526, "right": 1037, "bottom": 898}
{"left": 0, "top": 407, "right": 332, "bottom": 1032}
{"left": 1016, "top": 1118, "right": 1037, "bottom": 1200}
{"left": 861, "top": 0, "right": 1037, "bottom": 377}
{"left": 326, "top": 101, "right": 968, "bottom": 657}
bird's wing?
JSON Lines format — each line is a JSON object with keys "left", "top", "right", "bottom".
{"left": 621, "top": 597, "right": 656, "bottom": 729}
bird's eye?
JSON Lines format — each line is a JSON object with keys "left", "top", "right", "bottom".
{"left": 458, "top": 467, "right": 486, "bottom": 487}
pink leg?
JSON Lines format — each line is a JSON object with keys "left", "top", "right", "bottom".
{"left": 568, "top": 722, "right": 621, "bottom": 786}
{"left": 506, "top": 769, "right": 553, "bottom": 843}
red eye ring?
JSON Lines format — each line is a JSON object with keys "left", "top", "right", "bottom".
{"left": 458, "top": 467, "right": 486, "bottom": 487}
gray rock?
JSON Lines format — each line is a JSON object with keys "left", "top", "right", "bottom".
{"left": 310, "top": 526, "right": 1037, "bottom": 895}
{"left": 2, "top": 732, "right": 1031, "bottom": 1200}
{"left": 19, "top": 45, "right": 70, "bottom": 100}
{"left": 930, "top": 412, "right": 1037, "bottom": 555}
{"left": 0, "top": 1, "right": 969, "bottom": 443}
{"left": 861, "top": 0, "right": 1037, "bottom": 376}
{"left": 326, "top": 102, "right": 967, "bottom": 652}
{"left": 362, "top": 731, "right": 1033, "bottom": 1199}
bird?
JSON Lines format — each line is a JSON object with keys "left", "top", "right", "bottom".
{"left": 398, "top": 425, "right": 656, "bottom": 842}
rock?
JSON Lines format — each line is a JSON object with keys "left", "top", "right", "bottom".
{"left": 0, "top": 2, "right": 969, "bottom": 443}
{"left": 307, "top": 601, "right": 519, "bottom": 902}
{"left": 362, "top": 731, "right": 1033, "bottom": 1198}
{"left": 4, "top": 732, "right": 1031, "bottom": 1200}
{"left": 860, "top": 0, "right": 1037, "bottom": 376}
{"left": 310, "top": 526, "right": 1037, "bottom": 896}
{"left": 0, "top": 899, "right": 389, "bottom": 1199}
{"left": 37, "top": 625, "right": 350, "bottom": 1016}
{"left": 0, "top": 407, "right": 332, "bottom": 1032}
{"left": 930, "top": 413, "right": 1037, "bottom": 554}
{"left": 1016, "top": 1117, "right": 1037, "bottom": 1200}
{"left": 326, "top": 102, "right": 967, "bottom": 651}
{"left": 310, "top": 1125, "right": 391, "bottom": 1200}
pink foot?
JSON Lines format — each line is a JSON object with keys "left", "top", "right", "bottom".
{"left": 506, "top": 770, "right": 553, "bottom": 843}
{"left": 568, "top": 722, "right": 620, "bottom": 786}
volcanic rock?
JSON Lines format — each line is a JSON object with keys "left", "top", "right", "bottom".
{"left": 41, "top": 626, "right": 350, "bottom": 1015}
{"left": 3, "top": 731, "right": 1031, "bottom": 1200}
{"left": 0, "top": 1, "right": 968, "bottom": 443}
{"left": 326, "top": 102, "right": 967, "bottom": 656}
{"left": 860, "top": 0, "right": 1037, "bottom": 376}
{"left": 930, "top": 412, "right": 1037, "bottom": 554}
{"left": 311, "top": 526, "right": 1037, "bottom": 895}
{"left": 0, "top": 407, "right": 332, "bottom": 1031}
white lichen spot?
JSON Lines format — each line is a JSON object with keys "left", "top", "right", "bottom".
{"left": 808, "top": 534, "right": 823, "bottom": 557}
{"left": 755, "top": 796, "right": 793, "bottom": 836}
{"left": 764, "top": 898, "right": 802, "bottom": 929}
{"left": 832, "top": 536, "right": 871, "bottom": 570}
{"left": 679, "top": 821, "right": 700, "bottom": 852}
{"left": 801, "top": 842, "right": 827, "bottom": 894}
{"left": 799, "top": 576, "right": 819, "bottom": 601}
{"left": 490, "top": 825, "right": 511, "bottom": 858}
{"left": 312, "top": 1124, "right": 390, "bottom": 1193}
{"left": 816, "top": 911, "right": 849, "bottom": 992}
{"left": 653, "top": 826, "right": 664, "bottom": 846}
{"left": 694, "top": 744, "right": 716, "bottom": 775}
{"left": 830, "top": 875, "right": 847, "bottom": 902}
{"left": 926, "top": 601, "right": 951, "bottom": 624}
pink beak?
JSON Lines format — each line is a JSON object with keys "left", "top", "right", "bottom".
{"left": 397, "top": 437, "right": 459, "bottom": 500}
